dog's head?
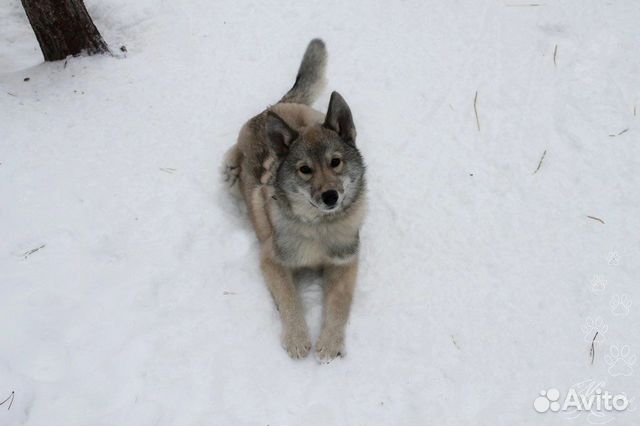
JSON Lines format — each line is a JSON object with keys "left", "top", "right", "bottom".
{"left": 267, "top": 92, "right": 365, "bottom": 221}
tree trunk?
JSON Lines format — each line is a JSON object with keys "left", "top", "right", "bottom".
{"left": 21, "top": 0, "right": 109, "bottom": 62}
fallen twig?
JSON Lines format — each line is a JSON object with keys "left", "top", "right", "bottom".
{"left": 23, "top": 244, "right": 45, "bottom": 259}
{"left": 587, "top": 215, "right": 605, "bottom": 224}
{"left": 590, "top": 331, "right": 599, "bottom": 365}
{"left": 533, "top": 149, "right": 547, "bottom": 174}
{"left": 473, "top": 91, "right": 480, "bottom": 131}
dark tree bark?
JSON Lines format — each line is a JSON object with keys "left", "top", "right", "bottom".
{"left": 21, "top": 0, "right": 110, "bottom": 61}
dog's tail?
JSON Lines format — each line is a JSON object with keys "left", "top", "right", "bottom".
{"left": 279, "top": 39, "right": 327, "bottom": 106}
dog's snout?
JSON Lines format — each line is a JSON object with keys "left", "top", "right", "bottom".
{"left": 321, "top": 190, "right": 339, "bottom": 207}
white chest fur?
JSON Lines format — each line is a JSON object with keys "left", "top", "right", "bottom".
{"left": 270, "top": 206, "right": 363, "bottom": 268}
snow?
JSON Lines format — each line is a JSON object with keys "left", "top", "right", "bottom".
{"left": 1, "top": 0, "right": 639, "bottom": 424}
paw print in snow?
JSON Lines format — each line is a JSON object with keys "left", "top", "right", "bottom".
{"left": 581, "top": 316, "right": 608, "bottom": 342}
{"left": 605, "top": 345, "right": 636, "bottom": 377}
{"left": 590, "top": 275, "right": 607, "bottom": 294}
{"left": 610, "top": 294, "right": 632, "bottom": 316}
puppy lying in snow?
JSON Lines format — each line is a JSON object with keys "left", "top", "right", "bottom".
{"left": 224, "top": 39, "right": 366, "bottom": 362}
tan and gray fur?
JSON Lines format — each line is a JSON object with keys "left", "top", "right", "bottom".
{"left": 223, "top": 39, "right": 366, "bottom": 362}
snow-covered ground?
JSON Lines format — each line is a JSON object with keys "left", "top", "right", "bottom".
{"left": 1, "top": 0, "right": 639, "bottom": 424}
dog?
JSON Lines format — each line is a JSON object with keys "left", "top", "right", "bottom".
{"left": 223, "top": 39, "right": 366, "bottom": 361}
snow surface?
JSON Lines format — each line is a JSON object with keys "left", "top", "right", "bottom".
{"left": 1, "top": 0, "right": 640, "bottom": 424}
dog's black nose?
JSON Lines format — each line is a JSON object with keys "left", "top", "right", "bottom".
{"left": 321, "top": 190, "right": 339, "bottom": 207}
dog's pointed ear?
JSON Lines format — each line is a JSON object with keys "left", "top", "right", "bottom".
{"left": 324, "top": 91, "right": 356, "bottom": 145}
{"left": 266, "top": 111, "right": 298, "bottom": 157}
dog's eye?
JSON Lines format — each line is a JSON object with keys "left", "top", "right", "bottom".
{"left": 299, "top": 165, "right": 312, "bottom": 174}
{"left": 330, "top": 158, "right": 341, "bottom": 168}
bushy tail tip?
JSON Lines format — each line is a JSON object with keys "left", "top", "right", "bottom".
{"left": 279, "top": 38, "right": 327, "bottom": 106}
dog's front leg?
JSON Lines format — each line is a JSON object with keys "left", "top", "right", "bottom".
{"left": 260, "top": 248, "right": 311, "bottom": 359}
{"left": 316, "top": 260, "right": 358, "bottom": 362}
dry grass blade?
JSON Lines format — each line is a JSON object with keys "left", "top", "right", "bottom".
{"left": 0, "top": 391, "right": 14, "bottom": 410}
{"left": 587, "top": 215, "right": 605, "bottom": 224}
{"left": 473, "top": 91, "right": 480, "bottom": 131}
{"left": 608, "top": 128, "right": 629, "bottom": 137}
{"left": 533, "top": 149, "right": 547, "bottom": 174}
{"left": 553, "top": 44, "right": 558, "bottom": 67}
{"left": 451, "top": 335, "right": 460, "bottom": 350}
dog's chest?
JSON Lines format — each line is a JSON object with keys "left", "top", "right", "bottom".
{"left": 273, "top": 219, "right": 359, "bottom": 267}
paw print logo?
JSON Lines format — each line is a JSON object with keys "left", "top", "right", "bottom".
{"left": 582, "top": 316, "right": 608, "bottom": 342}
{"left": 607, "top": 251, "right": 620, "bottom": 266}
{"left": 605, "top": 345, "right": 637, "bottom": 377}
{"left": 534, "top": 388, "right": 561, "bottom": 413}
{"left": 610, "top": 294, "right": 632, "bottom": 316}
{"left": 590, "top": 275, "right": 607, "bottom": 294}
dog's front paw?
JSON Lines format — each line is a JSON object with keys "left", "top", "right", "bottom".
{"left": 315, "top": 331, "right": 344, "bottom": 363}
{"left": 282, "top": 326, "right": 311, "bottom": 359}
